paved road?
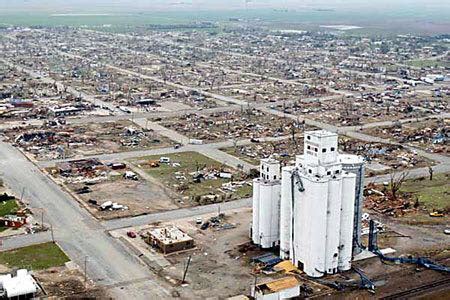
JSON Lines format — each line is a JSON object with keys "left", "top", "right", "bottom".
{"left": 132, "top": 118, "right": 189, "bottom": 145}
{"left": 341, "top": 113, "right": 450, "bottom": 132}
{"left": 0, "top": 141, "right": 171, "bottom": 299}
{"left": 1, "top": 231, "right": 52, "bottom": 251}
{"left": 103, "top": 198, "right": 252, "bottom": 231}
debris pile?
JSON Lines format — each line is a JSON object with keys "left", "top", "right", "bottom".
{"left": 198, "top": 213, "right": 237, "bottom": 231}
{"left": 364, "top": 183, "right": 420, "bottom": 217}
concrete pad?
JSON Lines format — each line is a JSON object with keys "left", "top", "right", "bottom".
{"left": 353, "top": 248, "right": 396, "bottom": 262}
{"left": 366, "top": 162, "right": 391, "bottom": 172}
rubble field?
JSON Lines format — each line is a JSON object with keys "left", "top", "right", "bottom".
{"left": 222, "top": 136, "right": 432, "bottom": 175}
{"left": 0, "top": 63, "right": 95, "bottom": 121}
{"left": 139, "top": 61, "right": 270, "bottom": 90}
{"left": 340, "top": 137, "right": 433, "bottom": 175}
{"left": 222, "top": 137, "right": 305, "bottom": 165}
{"left": 131, "top": 151, "right": 253, "bottom": 207}
{"left": 55, "top": 61, "right": 223, "bottom": 111}
{"left": 363, "top": 118, "right": 449, "bottom": 155}
{"left": 218, "top": 80, "right": 332, "bottom": 103}
{"left": 198, "top": 51, "right": 327, "bottom": 82}
{"left": 0, "top": 63, "right": 61, "bottom": 100}
{"left": 3, "top": 120, "right": 174, "bottom": 161}
{"left": 157, "top": 109, "right": 298, "bottom": 143}
{"left": 49, "top": 159, "right": 178, "bottom": 220}
{"left": 4, "top": 48, "right": 221, "bottom": 112}
{"left": 278, "top": 93, "right": 437, "bottom": 126}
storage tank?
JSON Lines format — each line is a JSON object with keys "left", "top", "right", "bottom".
{"left": 258, "top": 182, "right": 281, "bottom": 248}
{"left": 339, "top": 173, "right": 357, "bottom": 271}
{"left": 280, "top": 166, "right": 294, "bottom": 259}
{"left": 251, "top": 178, "right": 261, "bottom": 244}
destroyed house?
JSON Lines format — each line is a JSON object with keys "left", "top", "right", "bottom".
{"left": 0, "top": 215, "right": 26, "bottom": 228}
{"left": 146, "top": 226, "right": 194, "bottom": 254}
{"left": 57, "top": 159, "right": 105, "bottom": 175}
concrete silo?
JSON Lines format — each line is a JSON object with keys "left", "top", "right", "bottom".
{"left": 280, "top": 130, "right": 358, "bottom": 278}
{"left": 251, "top": 158, "right": 281, "bottom": 248}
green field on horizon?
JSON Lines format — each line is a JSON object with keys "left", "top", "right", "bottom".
{"left": 0, "top": 7, "right": 448, "bottom": 35}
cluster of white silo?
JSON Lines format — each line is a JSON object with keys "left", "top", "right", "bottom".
{"left": 251, "top": 130, "right": 364, "bottom": 278}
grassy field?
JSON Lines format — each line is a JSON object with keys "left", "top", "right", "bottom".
{"left": 0, "top": 242, "right": 70, "bottom": 270}
{"left": 0, "top": 6, "right": 448, "bottom": 35}
{"left": 0, "top": 199, "right": 18, "bottom": 217}
{"left": 401, "top": 173, "right": 450, "bottom": 211}
{"left": 407, "top": 59, "right": 450, "bottom": 69}
{"left": 134, "top": 151, "right": 252, "bottom": 200}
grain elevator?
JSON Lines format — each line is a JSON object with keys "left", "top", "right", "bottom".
{"left": 252, "top": 130, "right": 364, "bottom": 278}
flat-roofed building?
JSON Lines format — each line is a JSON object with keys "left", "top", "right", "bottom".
{"left": 146, "top": 226, "right": 194, "bottom": 254}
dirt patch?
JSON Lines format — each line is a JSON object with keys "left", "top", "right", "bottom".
{"left": 36, "top": 266, "right": 109, "bottom": 298}
{"left": 70, "top": 178, "right": 178, "bottom": 220}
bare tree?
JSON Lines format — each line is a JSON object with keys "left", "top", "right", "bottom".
{"left": 291, "top": 123, "right": 296, "bottom": 145}
{"left": 389, "top": 171, "right": 409, "bottom": 200}
{"left": 232, "top": 139, "right": 238, "bottom": 153}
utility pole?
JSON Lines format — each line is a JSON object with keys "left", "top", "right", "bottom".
{"left": 84, "top": 256, "right": 88, "bottom": 290}
{"left": 20, "top": 187, "right": 25, "bottom": 203}
{"left": 252, "top": 274, "right": 258, "bottom": 296}
{"left": 41, "top": 210, "right": 44, "bottom": 231}
{"left": 182, "top": 255, "right": 192, "bottom": 283}
{"left": 50, "top": 224, "right": 55, "bottom": 243}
